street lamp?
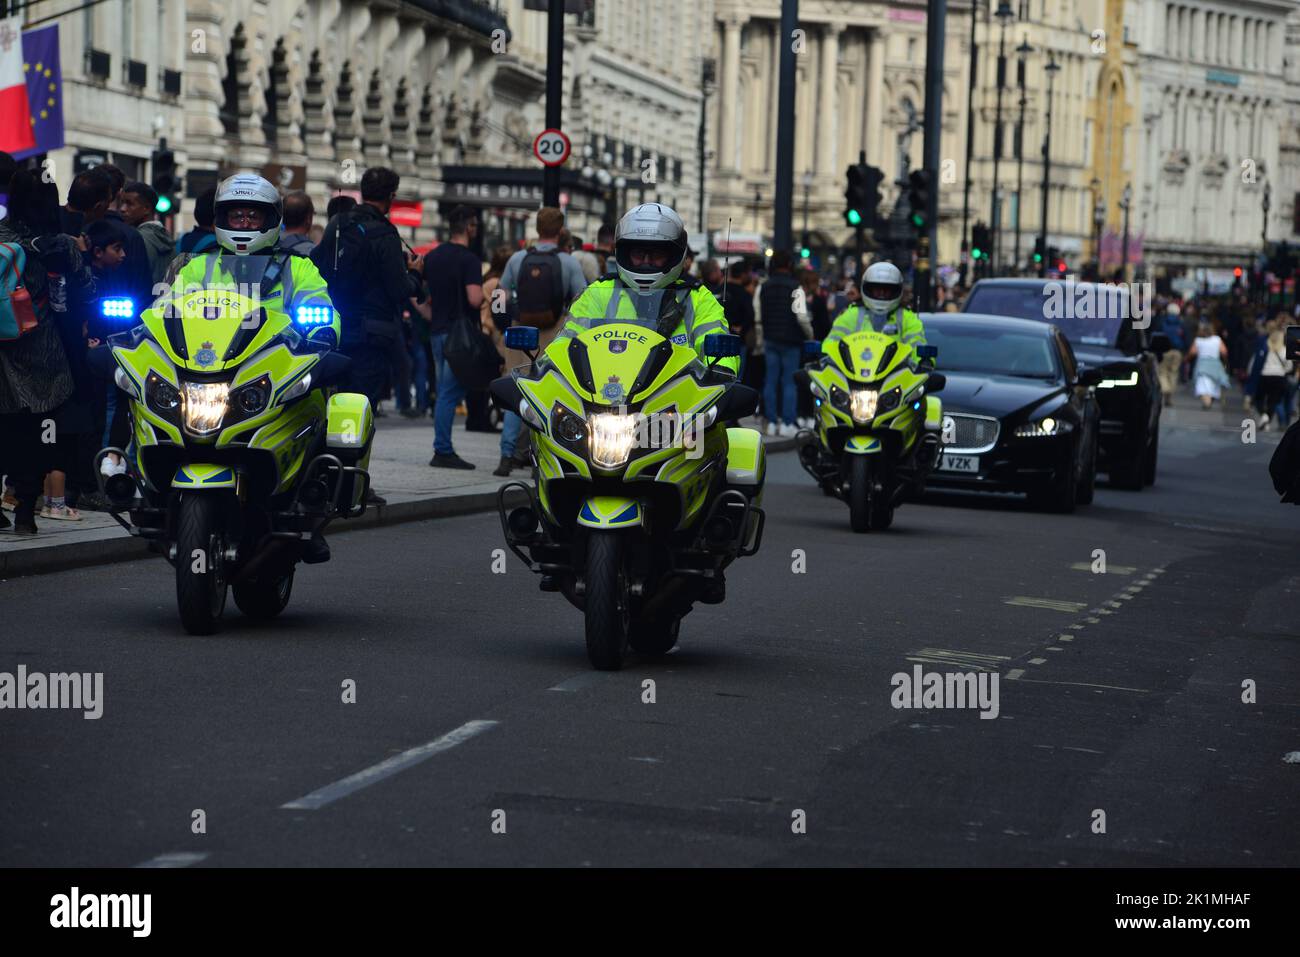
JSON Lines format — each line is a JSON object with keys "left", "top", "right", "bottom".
{"left": 1013, "top": 35, "right": 1032, "bottom": 276}
{"left": 1119, "top": 182, "right": 1132, "bottom": 282}
{"left": 990, "top": 1, "right": 1014, "bottom": 275}
{"left": 960, "top": 0, "right": 983, "bottom": 287}
{"left": 1091, "top": 179, "right": 1106, "bottom": 280}
{"left": 1037, "top": 53, "right": 1060, "bottom": 279}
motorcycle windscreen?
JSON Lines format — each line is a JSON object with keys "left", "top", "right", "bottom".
{"left": 145, "top": 256, "right": 290, "bottom": 372}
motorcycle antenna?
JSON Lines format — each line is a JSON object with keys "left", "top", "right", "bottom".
{"left": 720, "top": 218, "right": 733, "bottom": 306}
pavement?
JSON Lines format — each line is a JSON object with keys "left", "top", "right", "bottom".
{"left": 0, "top": 407, "right": 798, "bottom": 578}
{"left": 2, "top": 379, "right": 1299, "bottom": 867}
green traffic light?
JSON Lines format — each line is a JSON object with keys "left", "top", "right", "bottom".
{"left": 155, "top": 195, "right": 173, "bottom": 214}
{"left": 800, "top": 247, "right": 811, "bottom": 259}
{"left": 911, "top": 213, "right": 926, "bottom": 228}
{"left": 846, "top": 209, "right": 863, "bottom": 226}
{"left": 1033, "top": 253, "right": 1043, "bottom": 263}
{"left": 971, "top": 249, "right": 983, "bottom": 260}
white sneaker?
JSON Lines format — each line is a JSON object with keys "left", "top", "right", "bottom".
{"left": 765, "top": 422, "right": 778, "bottom": 437}
{"left": 100, "top": 456, "right": 126, "bottom": 478}
{"left": 779, "top": 422, "right": 798, "bottom": 438}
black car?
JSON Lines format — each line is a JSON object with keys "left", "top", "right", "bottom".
{"left": 922, "top": 313, "right": 1105, "bottom": 512}
{"left": 962, "top": 278, "right": 1170, "bottom": 490}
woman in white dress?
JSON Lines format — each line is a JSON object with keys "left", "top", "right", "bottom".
{"left": 1186, "top": 321, "right": 1231, "bottom": 409}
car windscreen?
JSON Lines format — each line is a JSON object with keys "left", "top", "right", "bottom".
{"left": 964, "top": 285, "right": 1129, "bottom": 349}
{"left": 926, "top": 324, "right": 1060, "bottom": 380}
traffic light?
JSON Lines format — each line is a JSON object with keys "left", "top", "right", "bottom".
{"left": 151, "top": 138, "right": 178, "bottom": 214}
{"left": 907, "top": 169, "right": 932, "bottom": 230}
{"left": 1032, "top": 236, "right": 1045, "bottom": 265}
{"left": 971, "top": 222, "right": 990, "bottom": 262}
{"left": 1047, "top": 246, "right": 1066, "bottom": 275}
{"left": 844, "top": 163, "right": 884, "bottom": 229}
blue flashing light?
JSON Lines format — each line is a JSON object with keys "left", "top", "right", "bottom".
{"left": 295, "top": 305, "right": 333, "bottom": 327}
{"left": 101, "top": 297, "right": 135, "bottom": 320}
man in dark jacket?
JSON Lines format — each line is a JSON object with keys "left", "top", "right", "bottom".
{"left": 118, "top": 181, "right": 175, "bottom": 286}
{"left": 311, "top": 167, "right": 421, "bottom": 409}
{"left": 94, "top": 164, "right": 155, "bottom": 307}
{"left": 277, "top": 191, "right": 315, "bottom": 257}
{"left": 756, "top": 250, "right": 812, "bottom": 436}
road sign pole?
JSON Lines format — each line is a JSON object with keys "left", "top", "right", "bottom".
{"left": 543, "top": 0, "right": 565, "bottom": 207}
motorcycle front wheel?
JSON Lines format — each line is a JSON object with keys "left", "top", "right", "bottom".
{"left": 176, "top": 495, "right": 229, "bottom": 635}
{"left": 848, "top": 456, "right": 872, "bottom": 533}
{"left": 584, "top": 531, "right": 631, "bottom": 670}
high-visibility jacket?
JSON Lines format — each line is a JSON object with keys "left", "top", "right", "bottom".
{"left": 559, "top": 278, "right": 740, "bottom": 374}
{"left": 826, "top": 303, "right": 926, "bottom": 350}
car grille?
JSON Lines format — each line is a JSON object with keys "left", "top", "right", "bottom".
{"left": 944, "top": 413, "right": 1000, "bottom": 453}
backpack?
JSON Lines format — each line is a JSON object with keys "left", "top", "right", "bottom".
{"left": 316, "top": 211, "right": 376, "bottom": 318}
{"left": 0, "top": 242, "right": 39, "bottom": 342}
{"left": 514, "top": 247, "right": 566, "bottom": 330}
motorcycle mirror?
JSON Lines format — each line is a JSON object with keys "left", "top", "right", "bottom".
{"left": 1286, "top": 325, "right": 1300, "bottom": 361}
{"left": 802, "top": 339, "right": 823, "bottom": 359}
{"left": 916, "top": 344, "right": 938, "bottom": 361}
{"left": 924, "top": 372, "right": 946, "bottom": 394}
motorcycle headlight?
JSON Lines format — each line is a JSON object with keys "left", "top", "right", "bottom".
{"left": 144, "top": 371, "right": 180, "bottom": 417}
{"left": 181, "top": 381, "right": 230, "bottom": 434}
{"left": 229, "top": 375, "right": 272, "bottom": 418}
{"left": 277, "top": 372, "right": 312, "bottom": 405}
{"left": 1014, "top": 415, "right": 1073, "bottom": 438}
{"left": 829, "top": 385, "right": 851, "bottom": 412}
{"left": 850, "top": 388, "right": 879, "bottom": 424}
{"left": 588, "top": 412, "right": 638, "bottom": 469}
{"left": 877, "top": 387, "right": 902, "bottom": 414}
{"left": 553, "top": 405, "right": 587, "bottom": 443}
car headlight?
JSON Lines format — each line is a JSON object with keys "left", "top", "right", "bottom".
{"left": 588, "top": 412, "right": 638, "bottom": 469}
{"left": 181, "top": 381, "right": 230, "bottom": 434}
{"left": 1096, "top": 371, "right": 1139, "bottom": 388}
{"left": 1014, "top": 415, "right": 1073, "bottom": 438}
{"left": 850, "top": 389, "right": 879, "bottom": 424}
{"left": 553, "top": 405, "right": 587, "bottom": 443}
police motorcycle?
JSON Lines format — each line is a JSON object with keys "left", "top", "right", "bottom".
{"left": 92, "top": 174, "right": 375, "bottom": 634}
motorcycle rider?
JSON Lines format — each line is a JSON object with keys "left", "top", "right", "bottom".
{"left": 826, "top": 260, "right": 927, "bottom": 351}
{"left": 555, "top": 203, "right": 739, "bottom": 375}
{"left": 139, "top": 172, "right": 340, "bottom": 562}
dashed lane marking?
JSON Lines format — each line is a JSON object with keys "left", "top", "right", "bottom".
{"left": 905, "top": 648, "right": 1011, "bottom": 671}
{"left": 1028, "top": 657, "right": 1048, "bottom": 665}
{"left": 280, "top": 720, "right": 499, "bottom": 811}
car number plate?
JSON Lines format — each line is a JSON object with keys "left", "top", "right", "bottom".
{"left": 939, "top": 454, "right": 979, "bottom": 473}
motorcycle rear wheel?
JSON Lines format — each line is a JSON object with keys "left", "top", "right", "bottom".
{"left": 176, "top": 495, "right": 228, "bottom": 635}
{"left": 584, "top": 531, "right": 630, "bottom": 670}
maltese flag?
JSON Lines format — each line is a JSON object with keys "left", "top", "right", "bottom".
{"left": 0, "top": 17, "right": 36, "bottom": 154}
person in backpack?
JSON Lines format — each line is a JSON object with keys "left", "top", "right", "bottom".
{"left": 493, "top": 206, "right": 588, "bottom": 476}
{"left": 277, "top": 191, "right": 316, "bottom": 258}
{"left": 0, "top": 169, "right": 92, "bottom": 535}
{"left": 311, "top": 167, "right": 421, "bottom": 498}
{"left": 423, "top": 204, "right": 485, "bottom": 470}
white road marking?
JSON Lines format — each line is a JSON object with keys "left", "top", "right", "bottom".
{"left": 1028, "top": 657, "right": 1047, "bottom": 665}
{"left": 1070, "top": 562, "right": 1137, "bottom": 574}
{"left": 1063, "top": 746, "right": 1103, "bottom": 754}
{"left": 1046, "top": 647, "right": 1063, "bottom": 652}
{"left": 906, "top": 648, "right": 1010, "bottom": 671}
{"left": 1085, "top": 617, "right": 1100, "bottom": 623}
{"left": 548, "top": 672, "right": 610, "bottom": 693}
{"left": 1009, "top": 677, "right": 1151, "bottom": 694}
{"left": 1069, "top": 623, "right": 1086, "bottom": 629}
{"left": 1004, "top": 596, "right": 1088, "bottom": 613}
{"left": 280, "top": 720, "right": 499, "bottom": 810}
{"left": 1057, "top": 634, "right": 1074, "bottom": 642}
{"left": 1006, "top": 669, "right": 1026, "bottom": 680}
{"left": 135, "top": 852, "right": 208, "bottom": 869}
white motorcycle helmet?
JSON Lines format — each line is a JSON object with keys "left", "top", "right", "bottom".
{"left": 614, "top": 203, "right": 688, "bottom": 291}
{"left": 213, "top": 172, "right": 283, "bottom": 256}
{"left": 861, "top": 260, "right": 904, "bottom": 317}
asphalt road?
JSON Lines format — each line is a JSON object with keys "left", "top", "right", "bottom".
{"left": 2, "top": 410, "right": 1298, "bottom": 867}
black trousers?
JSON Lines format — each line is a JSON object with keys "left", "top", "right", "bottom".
{"left": 343, "top": 340, "right": 394, "bottom": 410}
{"left": 0, "top": 410, "right": 68, "bottom": 516}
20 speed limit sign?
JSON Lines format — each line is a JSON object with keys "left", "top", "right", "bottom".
{"left": 533, "top": 129, "right": 571, "bottom": 167}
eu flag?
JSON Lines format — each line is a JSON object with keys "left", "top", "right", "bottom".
{"left": 12, "top": 23, "right": 63, "bottom": 161}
